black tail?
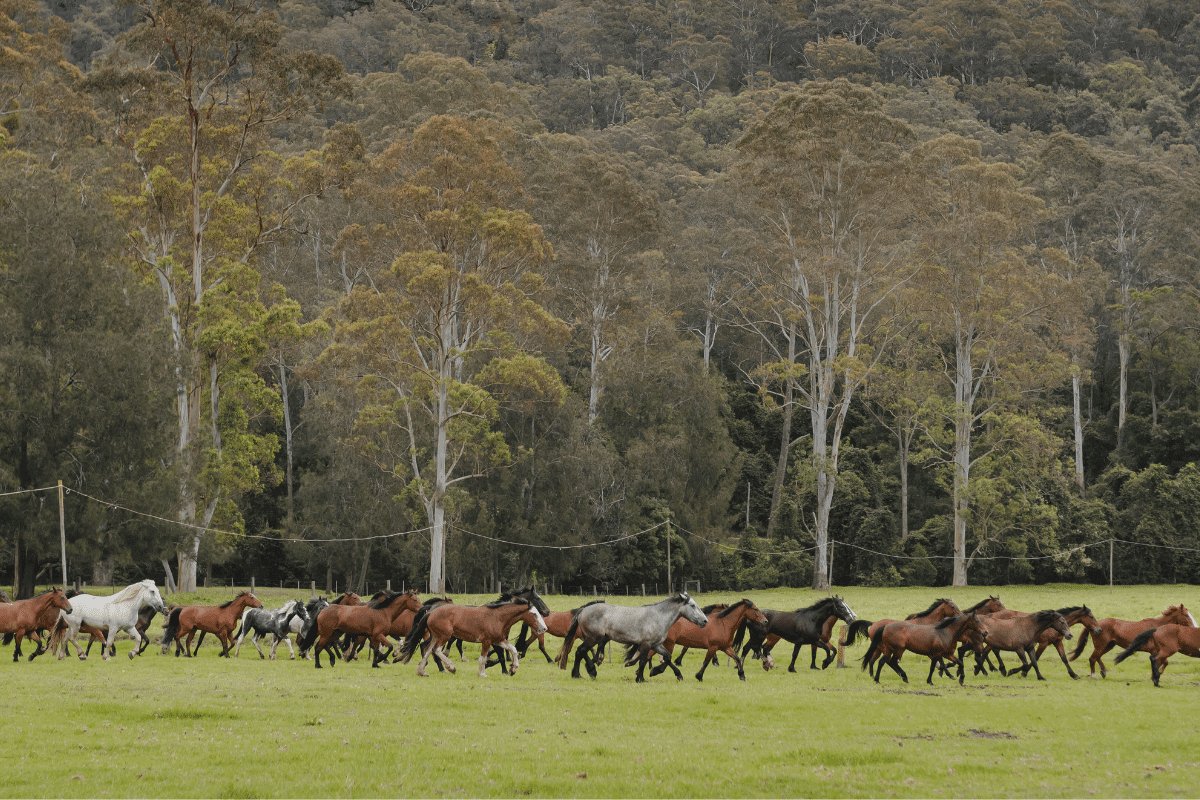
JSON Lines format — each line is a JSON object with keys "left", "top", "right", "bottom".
{"left": 1069, "top": 625, "right": 1091, "bottom": 661}
{"left": 161, "top": 607, "right": 183, "bottom": 648}
{"left": 1114, "top": 629, "right": 1157, "bottom": 665}
{"left": 2, "top": 633, "right": 11, "bottom": 645}
{"left": 844, "top": 619, "right": 873, "bottom": 648}
{"left": 860, "top": 626, "right": 885, "bottom": 671}
{"left": 398, "top": 606, "right": 432, "bottom": 664}
{"left": 622, "top": 642, "right": 643, "bottom": 666}
{"left": 297, "top": 609, "right": 322, "bottom": 651}
{"left": 555, "top": 616, "right": 581, "bottom": 669}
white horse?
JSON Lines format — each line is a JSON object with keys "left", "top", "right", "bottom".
{"left": 54, "top": 579, "right": 167, "bottom": 661}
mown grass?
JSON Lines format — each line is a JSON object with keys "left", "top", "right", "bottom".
{"left": 7, "top": 583, "right": 1200, "bottom": 798}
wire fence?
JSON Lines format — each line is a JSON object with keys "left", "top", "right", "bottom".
{"left": 4, "top": 484, "right": 1198, "bottom": 591}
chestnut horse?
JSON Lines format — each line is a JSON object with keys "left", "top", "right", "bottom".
{"left": 1068, "top": 603, "right": 1196, "bottom": 678}
{"left": 399, "top": 596, "right": 545, "bottom": 677}
{"left": 308, "top": 589, "right": 423, "bottom": 668}
{"left": 861, "top": 613, "right": 987, "bottom": 685}
{"left": 1114, "top": 624, "right": 1200, "bottom": 686}
{"left": 161, "top": 591, "right": 263, "bottom": 657}
{"left": 845, "top": 597, "right": 966, "bottom": 650}
{"left": 515, "top": 610, "right": 575, "bottom": 663}
{"left": 649, "top": 599, "right": 768, "bottom": 682}
{"left": 0, "top": 588, "right": 72, "bottom": 662}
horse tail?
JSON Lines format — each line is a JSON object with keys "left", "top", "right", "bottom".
{"left": 1068, "top": 625, "right": 1091, "bottom": 661}
{"left": 860, "top": 626, "right": 885, "bottom": 672}
{"left": 1114, "top": 629, "right": 1157, "bottom": 665}
{"left": 297, "top": 609, "right": 322, "bottom": 652}
{"left": 161, "top": 607, "right": 183, "bottom": 648}
{"left": 46, "top": 617, "right": 69, "bottom": 655}
{"left": 622, "top": 642, "right": 641, "bottom": 666}
{"left": 844, "top": 619, "right": 872, "bottom": 649}
{"left": 554, "top": 616, "right": 581, "bottom": 670}
{"left": 398, "top": 606, "right": 431, "bottom": 664}
{"left": 515, "top": 621, "right": 530, "bottom": 656}
{"left": 2, "top": 633, "right": 11, "bottom": 645}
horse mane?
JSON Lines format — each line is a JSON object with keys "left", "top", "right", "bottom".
{"left": 109, "top": 582, "right": 145, "bottom": 603}
{"left": 961, "top": 596, "right": 999, "bottom": 614}
{"left": 718, "top": 600, "right": 753, "bottom": 618}
{"left": 796, "top": 597, "right": 836, "bottom": 613}
{"left": 329, "top": 593, "right": 351, "bottom": 605}
{"left": 483, "top": 597, "right": 529, "bottom": 610}
{"left": 218, "top": 591, "right": 251, "bottom": 609}
{"left": 907, "top": 599, "right": 950, "bottom": 619}
{"left": 1056, "top": 605, "right": 1088, "bottom": 616}
{"left": 423, "top": 596, "right": 451, "bottom": 606}
{"left": 935, "top": 613, "right": 967, "bottom": 629}
{"left": 701, "top": 603, "right": 730, "bottom": 615}
{"left": 368, "top": 590, "right": 403, "bottom": 610}
{"left": 1034, "top": 609, "right": 1061, "bottom": 625}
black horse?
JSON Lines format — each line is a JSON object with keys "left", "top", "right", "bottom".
{"left": 734, "top": 595, "right": 858, "bottom": 672}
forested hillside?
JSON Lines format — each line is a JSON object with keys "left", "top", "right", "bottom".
{"left": 3, "top": 0, "right": 1200, "bottom": 597}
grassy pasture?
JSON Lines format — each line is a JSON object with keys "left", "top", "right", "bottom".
{"left": 6, "top": 583, "right": 1200, "bottom": 798}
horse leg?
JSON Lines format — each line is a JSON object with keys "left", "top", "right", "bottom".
{"left": 926, "top": 657, "right": 939, "bottom": 685}
{"left": 1048, "top": 640, "right": 1078, "bottom": 680}
{"left": 252, "top": 631, "right": 268, "bottom": 660}
{"left": 810, "top": 644, "right": 819, "bottom": 669}
{"left": 1151, "top": 655, "right": 1166, "bottom": 687}
{"left": 280, "top": 633, "right": 296, "bottom": 660}
{"left": 432, "top": 641, "right": 457, "bottom": 674}
{"left": 725, "top": 646, "right": 747, "bottom": 681}
{"left": 1026, "top": 646, "right": 1048, "bottom": 681}
{"left": 415, "top": 639, "right": 435, "bottom": 677}
{"left": 570, "top": 642, "right": 588, "bottom": 679}
{"left": 537, "top": 634, "right": 553, "bottom": 664}
{"left": 818, "top": 642, "right": 837, "bottom": 670}
{"left": 184, "top": 630, "right": 197, "bottom": 657}
{"left": 787, "top": 642, "right": 803, "bottom": 672}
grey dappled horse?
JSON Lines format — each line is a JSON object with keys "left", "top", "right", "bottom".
{"left": 235, "top": 599, "right": 309, "bottom": 659}
{"left": 556, "top": 593, "right": 708, "bottom": 682}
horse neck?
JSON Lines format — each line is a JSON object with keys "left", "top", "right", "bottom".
{"left": 228, "top": 596, "right": 255, "bottom": 619}
{"left": 942, "top": 615, "right": 975, "bottom": 641}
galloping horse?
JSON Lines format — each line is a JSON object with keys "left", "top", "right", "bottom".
{"left": 846, "top": 597, "right": 964, "bottom": 648}
{"left": 515, "top": 609, "right": 575, "bottom": 663}
{"left": 399, "top": 595, "right": 545, "bottom": 678}
{"left": 53, "top": 580, "right": 166, "bottom": 661}
{"left": 736, "top": 596, "right": 858, "bottom": 672}
{"left": 235, "top": 600, "right": 309, "bottom": 659}
{"left": 295, "top": 593, "right": 361, "bottom": 660}
{"left": 1069, "top": 603, "right": 1196, "bottom": 678}
{"left": 161, "top": 591, "right": 263, "bottom": 657}
{"left": 861, "top": 613, "right": 987, "bottom": 685}
{"left": 555, "top": 593, "right": 709, "bottom": 682}
{"left": 0, "top": 589, "right": 72, "bottom": 662}
{"left": 1114, "top": 625, "right": 1200, "bottom": 686}
{"left": 649, "top": 599, "right": 768, "bottom": 682}
{"left": 971, "top": 606, "right": 1101, "bottom": 679}
{"left": 306, "top": 590, "right": 423, "bottom": 668}
{"left": 62, "top": 589, "right": 162, "bottom": 659}
{"left": 971, "top": 610, "right": 1072, "bottom": 681}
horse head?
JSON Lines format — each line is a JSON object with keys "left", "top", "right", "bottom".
{"left": 507, "top": 587, "right": 550, "bottom": 617}
{"left": 1064, "top": 605, "right": 1102, "bottom": 635}
{"left": 832, "top": 594, "right": 858, "bottom": 622}
{"left": 1164, "top": 604, "right": 1196, "bottom": 627}
{"left": 50, "top": 588, "right": 72, "bottom": 614}
{"left": 678, "top": 592, "right": 708, "bottom": 628}
{"left": 141, "top": 581, "right": 167, "bottom": 613}
{"left": 1035, "top": 609, "right": 1071, "bottom": 639}
{"left": 940, "top": 598, "right": 963, "bottom": 617}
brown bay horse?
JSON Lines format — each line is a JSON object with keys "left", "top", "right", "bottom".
{"left": 0, "top": 588, "right": 72, "bottom": 662}
{"left": 1114, "top": 624, "right": 1200, "bottom": 686}
{"left": 650, "top": 599, "right": 768, "bottom": 682}
{"left": 515, "top": 610, "right": 576, "bottom": 663}
{"left": 161, "top": 591, "right": 262, "bottom": 657}
{"left": 971, "top": 606, "right": 1102, "bottom": 679}
{"left": 400, "top": 596, "right": 546, "bottom": 678}
{"left": 1069, "top": 603, "right": 1196, "bottom": 678}
{"left": 860, "top": 612, "right": 987, "bottom": 685}
{"left": 308, "top": 589, "right": 422, "bottom": 668}
{"left": 972, "top": 610, "right": 1072, "bottom": 680}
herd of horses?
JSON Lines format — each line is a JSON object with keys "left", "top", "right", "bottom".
{"left": 1, "top": 581, "right": 1198, "bottom": 688}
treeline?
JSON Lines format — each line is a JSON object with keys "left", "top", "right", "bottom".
{"left": 2, "top": 0, "right": 1200, "bottom": 598}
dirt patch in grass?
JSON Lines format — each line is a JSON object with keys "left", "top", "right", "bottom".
{"left": 966, "top": 728, "right": 1018, "bottom": 739}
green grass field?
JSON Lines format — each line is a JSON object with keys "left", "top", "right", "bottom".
{"left": 6, "top": 583, "right": 1199, "bottom": 798}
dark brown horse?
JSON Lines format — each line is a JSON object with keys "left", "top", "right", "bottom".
{"left": 649, "top": 599, "right": 768, "bottom": 682}
{"left": 972, "top": 610, "right": 1072, "bottom": 680}
{"left": 1069, "top": 604, "right": 1196, "bottom": 678}
{"left": 0, "top": 589, "right": 72, "bottom": 662}
{"left": 971, "top": 606, "right": 1101, "bottom": 679}
{"left": 1114, "top": 624, "right": 1200, "bottom": 686}
{"left": 161, "top": 591, "right": 263, "bottom": 657}
{"left": 861, "top": 613, "right": 987, "bottom": 685}
{"left": 307, "top": 590, "right": 423, "bottom": 668}
{"left": 736, "top": 596, "right": 857, "bottom": 672}
{"left": 334, "top": 590, "right": 425, "bottom": 662}
{"left": 399, "top": 596, "right": 545, "bottom": 677}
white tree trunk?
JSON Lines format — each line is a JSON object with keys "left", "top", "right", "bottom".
{"left": 1073, "top": 366, "right": 1085, "bottom": 495}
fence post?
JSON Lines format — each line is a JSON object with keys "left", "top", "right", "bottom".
{"left": 251, "top": 577, "right": 255, "bottom": 593}
{"left": 642, "top": 584, "right": 645, "bottom": 597}
{"left": 311, "top": 580, "right": 316, "bottom": 598}
{"left": 836, "top": 624, "right": 847, "bottom": 668}
{"left": 387, "top": 579, "right": 392, "bottom": 592}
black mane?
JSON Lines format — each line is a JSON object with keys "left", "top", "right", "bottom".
{"left": 962, "top": 596, "right": 999, "bottom": 614}
{"left": 368, "top": 590, "right": 403, "bottom": 609}
{"left": 718, "top": 599, "right": 752, "bottom": 618}
{"left": 935, "top": 613, "right": 968, "bottom": 629}
{"left": 797, "top": 597, "right": 837, "bottom": 613}
{"left": 701, "top": 603, "right": 730, "bottom": 615}
{"left": 907, "top": 598, "right": 951, "bottom": 620}
{"left": 218, "top": 591, "right": 252, "bottom": 609}
{"left": 1056, "top": 605, "right": 1089, "bottom": 616}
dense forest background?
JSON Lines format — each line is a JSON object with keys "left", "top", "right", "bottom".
{"left": 4, "top": 0, "right": 1200, "bottom": 597}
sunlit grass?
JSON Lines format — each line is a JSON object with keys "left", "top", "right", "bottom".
{"left": 7, "top": 583, "right": 1199, "bottom": 797}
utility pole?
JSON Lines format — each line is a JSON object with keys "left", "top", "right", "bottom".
{"left": 58, "top": 481, "right": 67, "bottom": 589}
